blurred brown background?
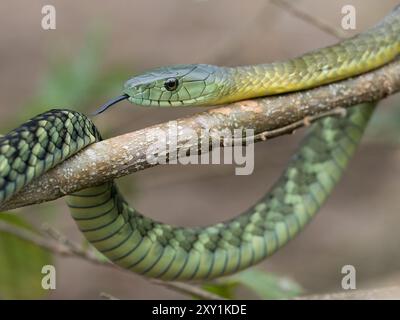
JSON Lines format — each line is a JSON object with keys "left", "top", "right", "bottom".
{"left": 1, "top": 0, "right": 400, "bottom": 299}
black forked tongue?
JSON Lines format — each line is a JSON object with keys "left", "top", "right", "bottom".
{"left": 91, "top": 94, "right": 129, "bottom": 116}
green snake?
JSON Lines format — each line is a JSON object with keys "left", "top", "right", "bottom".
{"left": 1, "top": 6, "right": 399, "bottom": 281}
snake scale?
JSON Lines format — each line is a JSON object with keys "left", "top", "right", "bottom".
{"left": 1, "top": 6, "right": 399, "bottom": 281}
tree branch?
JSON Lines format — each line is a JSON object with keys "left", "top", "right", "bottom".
{"left": 1, "top": 58, "right": 400, "bottom": 211}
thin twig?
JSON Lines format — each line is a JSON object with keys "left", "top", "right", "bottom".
{"left": 222, "top": 107, "right": 347, "bottom": 145}
{"left": 270, "top": 0, "right": 347, "bottom": 39}
{"left": 0, "top": 221, "right": 111, "bottom": 266}
{"left": 0, "top": 221, "right": 71, "bottom": 255}
{"left": 41, "top": 223, "right": 109, "bottom": 265}
{"left": 151, "top": 279, "right": 225, "bottom": 300}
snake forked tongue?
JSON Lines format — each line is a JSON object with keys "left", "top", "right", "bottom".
{"left": 92, "top": 94, "right": 129, "bottom": 116}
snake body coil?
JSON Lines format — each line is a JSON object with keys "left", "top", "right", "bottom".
{"left": 1, "top": 7, "right": 399, "bottom": 280}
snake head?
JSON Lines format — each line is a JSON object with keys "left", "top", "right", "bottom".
{"left": 122, "top": 64, "right": 225, "bottom": 107}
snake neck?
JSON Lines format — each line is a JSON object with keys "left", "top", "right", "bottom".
{"left": 217, "top": 6, "right": 400, "bottom": 105}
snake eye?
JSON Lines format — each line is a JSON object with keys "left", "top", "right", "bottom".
{"left": 164, "top": 78, "right": 179, "bottom": 91}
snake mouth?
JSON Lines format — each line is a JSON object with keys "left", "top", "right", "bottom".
{"left": 92, "top": 94, "right": 130, "bottom": 115}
